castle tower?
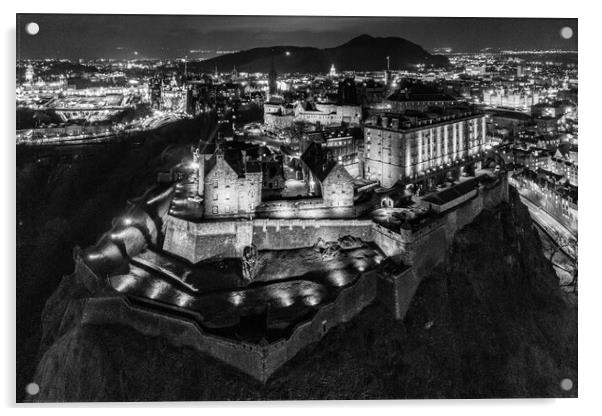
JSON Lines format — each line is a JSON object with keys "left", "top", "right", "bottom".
{"left": 193, "top": 148, "right": 205, "bottom": 197}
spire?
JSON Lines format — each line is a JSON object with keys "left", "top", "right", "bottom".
{"left": 268, "top": 55, "right": 277, "bottom": 95}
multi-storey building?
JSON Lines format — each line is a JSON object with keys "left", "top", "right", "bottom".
{"left": 548, "top": 147, "right": 578, "bottom": 186}
{"left": 294, "top": 102, "right": 361, "bottom": 126}
{"left": 385, "top": 90, "right": 457, "bottom": 113}
{"left": 202, "top": 147, "right": 262, "bottom": 218}
{"left": 363, "top": 109, "right": 488, "bottom": 188}
{"left": 304, "top": 127, "right": 361, "bottom": 177}
{"left": 482, "top": 87, "right": 542, "bottom": 110}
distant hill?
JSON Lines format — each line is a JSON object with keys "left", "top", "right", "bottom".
{"left": 189, "top": 34, "right": 449, "bottom": 74}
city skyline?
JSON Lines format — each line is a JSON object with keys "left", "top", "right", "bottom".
{"left": 16, "top": 13, "right": 579, "bottom": 402}
{"left": 17, "top": 15, "right": 578, "bottom": 60}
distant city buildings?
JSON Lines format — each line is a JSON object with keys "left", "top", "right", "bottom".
{"left": 16, "top": 51, "right": 578, "bottom": 231}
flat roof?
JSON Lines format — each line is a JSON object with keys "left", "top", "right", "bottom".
{"left": 422, "top": 178, "right": 479, "bottom": 205}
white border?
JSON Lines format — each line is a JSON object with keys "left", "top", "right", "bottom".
{"left": 3, "top": 1, "right": 600, "bottom": 415}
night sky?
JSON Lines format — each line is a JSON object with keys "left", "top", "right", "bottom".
{"left": 16, "top": 14, "right": 578, "bottom": 60}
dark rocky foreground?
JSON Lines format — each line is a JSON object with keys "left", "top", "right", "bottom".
{"left": 26, "top": 189, "right": 577, "bottom": 401}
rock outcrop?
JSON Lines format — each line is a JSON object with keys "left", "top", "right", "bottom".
{"left": 27, "top": 189, "right": 577, "bottom": 401}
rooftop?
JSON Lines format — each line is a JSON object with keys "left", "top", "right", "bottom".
{"left": 386, "top": 91, "right": 456, "bottom": 103}
{"left": 365, "top": 107, "right": 483, "bottom": 131}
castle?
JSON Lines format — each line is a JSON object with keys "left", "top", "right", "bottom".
{"left": 69, "top": 82, "right": 507, "bottom": 384}
{"left": 73, "top": 139, "right": 508, "bottom": 383}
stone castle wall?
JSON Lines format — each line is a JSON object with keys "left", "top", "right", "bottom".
{"left": 162, "top": 217, "right": 253, "bottom": 263}
{"left": 255, "top": 198, "right": 357, "bottom": 219}
{"left": 81, "top": 296, "right": 266, "bottom": 380}
{"left": 375, "top": 176, "right": 509, "bottom": 316}
{"left": 261, "top": 268, "right": 378, "bottom": 380}
{"left": 377, "top": 267, "right": 418, "bottom": 320}
{"left": 163, "top": 217, "right": 374, "bottom": 263}
{"left": 252, "top": 219, "right": 374, "bottom": 251}
{"left": 79, "top": 175, "right": 509, "bottom": 383}
{"left": 80, "top": 267, "right": 379, "bottom": 383}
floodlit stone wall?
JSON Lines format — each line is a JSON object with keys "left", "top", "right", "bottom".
{"left": 78, "top": 175, "right": 509, "bottom": 383}
{"left": 80, "top": 268, "right": 379, "bottom": 383}
{"left": 255, "top": 198, "right": 357, "bottom": 219}
{"left": 163, "top": 217, "right": 375, "bottom": 262}
{"left": 377, "top": 267, "right": 417, "bottom": 320}
{"left": 81, "top": 296, "right": 266, "bottom": 381}
{"left": 162, "top": 217, "right": 253, "bottom": 263}
{"left": 252, "top": 219, "right": 374, "bottom": 251}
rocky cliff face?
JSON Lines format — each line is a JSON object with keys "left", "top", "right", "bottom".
{"left": 27, "top": 189, "right": 577, "bottom": 401}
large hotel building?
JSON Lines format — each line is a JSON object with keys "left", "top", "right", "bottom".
{"left": 363, "top": 109, "right": 488, "bottom": 188}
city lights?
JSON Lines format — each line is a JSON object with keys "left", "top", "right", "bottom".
{"left": 16, "top": 14, "right": 578, "bottom": 400}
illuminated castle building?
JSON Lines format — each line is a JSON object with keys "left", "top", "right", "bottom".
{"left": 364, "top": 108, "right": 488, "bottom": 188}
{"left": 300, "top": 142, "right": 355, "bottom": 207}
{"left": 294, "top": 101, "right": 361, "bottom": 126}
{"left": 195, "top": 145, "right": 263, "bottom": 218}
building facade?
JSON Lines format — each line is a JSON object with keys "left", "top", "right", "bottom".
{"left": 321, "top": 164, "right": 355, "bottom": 207}
{"left": 294, "top": 102, "right": 362, "bottom": 126}
{"left": 364, "top": 111, "right": 488, "bottom": 188}
{"left": 203, "top": 151, "right": 262, "bottom": 218}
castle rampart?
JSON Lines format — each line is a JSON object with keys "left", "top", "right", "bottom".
{"left": 77, "top": 174, "right": 509, "bottom": 383}
{"left": 162, "top": 217, "right": 375, "bottom": 263}
{"left": 252, "top": 219, "right": 374, "bottom": 251}
{"left": 80, "top": 266, "right": 379, "bottom": 383}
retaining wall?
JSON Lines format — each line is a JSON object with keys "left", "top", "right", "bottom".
{"left": 80, "top": 268, "right": 378, "bottom": 383}
{"left": 163, "top": 217, "right": 375, "bottom": 262}
{"left": 374, "top": 176, "right": 509, "bottom": 316}
{"left": 377, "top": 267, "right": 419, "bottom": 320}
{"left": 77, "top": 175, "right": 509, "bottom": 383}
{"left": 162, "top": 217, "right": 253, "bottom": 263}
{"left": 252, "top": 219, "right": 374, "bottom": 251}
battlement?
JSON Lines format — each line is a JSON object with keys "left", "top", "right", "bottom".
{"left": 81, "top": 266, "right": 380, "bottom": 383}
{"left": 76, "top": 174, "right": 509, "bottom": 384}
